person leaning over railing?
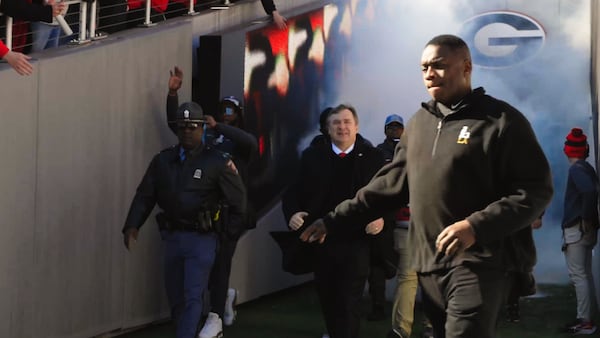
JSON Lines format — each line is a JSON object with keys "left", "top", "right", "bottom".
{"left": 260, "top": 0, "right": 286, "bottom": 29}
{"left": 0, "top": 0, "right": 65, "bottom": 74}
{"left": 0, "top": 39, "right": 32, "bottom": 74}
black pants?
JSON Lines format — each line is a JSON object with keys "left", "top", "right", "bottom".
{"left": 418, "top": 265, "right": 509, "bottom": 338}
{"left": 314, "top": 240, "right": 369, "bottom": 338}
{"left": 367, "top": 264, "right": 386, "bottom": 312}
{"left": 368, "top": 224, "right": 396, "bottom": 313}
{"left": 208, "top": 234, "right": 238, "bottom": 317}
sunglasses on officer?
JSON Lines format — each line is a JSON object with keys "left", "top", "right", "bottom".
{"left": 176, "top": 121, "right": 204, "bottom": 130}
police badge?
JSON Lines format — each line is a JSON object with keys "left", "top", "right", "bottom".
{"left": 193, "top": 169, "right": 202, "bottom": 179}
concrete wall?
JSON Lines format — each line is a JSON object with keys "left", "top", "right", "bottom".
{"left": 0, "top": 1, "right": 323, "bottom": 337}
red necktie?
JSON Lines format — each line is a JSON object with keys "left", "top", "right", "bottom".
{"left": 339, "top": 152, "right": 347, "bottom": 158}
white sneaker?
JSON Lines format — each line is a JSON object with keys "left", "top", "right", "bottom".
{"left": 223, "top": 288, "right": 238, "bottom": 326}
{"left": 198, "top": 312, "right": 223, "bottom": 338}
{"left": 322, "top": 334, "right": 330, "bottom": 338}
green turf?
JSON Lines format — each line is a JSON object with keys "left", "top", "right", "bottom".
{"left": 116, "top": 283, "right": 579, "bottom": 338}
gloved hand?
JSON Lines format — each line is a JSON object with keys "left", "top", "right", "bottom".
{"left": 289, "top": 211, "right": 308, "bottom": 231}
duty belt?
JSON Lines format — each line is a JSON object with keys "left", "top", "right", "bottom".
{"left": 156, "top": 212, "right": 213, "bottom": 233}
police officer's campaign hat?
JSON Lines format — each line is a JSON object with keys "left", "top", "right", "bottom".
{"left": 175, "top": 102, "right": 204, "bottom": 122}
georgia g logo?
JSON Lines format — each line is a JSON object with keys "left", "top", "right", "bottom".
{"left": 459, "top": 11, "right": 545, "bottom": 68}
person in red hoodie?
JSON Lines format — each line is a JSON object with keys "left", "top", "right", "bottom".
{"left": 1, "top": 41, "right": 32, "bottom": 75}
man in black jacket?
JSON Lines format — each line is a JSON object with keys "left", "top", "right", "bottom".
{"left": 301, "top": 35, "right": 553, "bottom": 338}
{"left": 122, "top": 102, "right": 246, "bottom": 338}
{"left": 282, "top": 104, "right": 385, "bottom": 338}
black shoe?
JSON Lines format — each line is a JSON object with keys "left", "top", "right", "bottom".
{"left": 386, "top": 329, "right": 409, "bottom": 338}
{"left": 367, "top": 309, "right": 386, "bottom": 321}
{"left": 422, "top": 321, "right": 434, "bottom": 338}
{"left": 506, "top": 303, "right": 520, "bottom": 323}
{"left": 386, "top": 330, "right": 400, "bottom": 338}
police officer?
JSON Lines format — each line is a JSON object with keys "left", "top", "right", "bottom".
{"left": 167, "top": 68, "right": 258, "bottom": 338}
{"left": 122, "top": 101, "right": 247, "bottom": 338}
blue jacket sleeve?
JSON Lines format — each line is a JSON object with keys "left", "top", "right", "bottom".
{"left": 571, "top": 164, "right": 598, "bottom": 222}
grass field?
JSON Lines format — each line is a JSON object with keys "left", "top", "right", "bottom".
{"left": 116, "top": 283, "right": 580, "bottom": 338}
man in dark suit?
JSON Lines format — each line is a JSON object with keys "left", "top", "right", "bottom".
{"left": 282, "top": 104, "right": 385, "bottom": 338}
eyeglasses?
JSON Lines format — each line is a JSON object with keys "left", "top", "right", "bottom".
{"left": 176, "top": 122, "right": 203, "bottom": 130}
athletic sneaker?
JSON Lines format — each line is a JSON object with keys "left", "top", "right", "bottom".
{"left": 198, "top": 312, "right": 223, "bottom": 338}
{"left": 386, "top": 328, "right": 410, "bottom": 338}
{"left": 422, "top": 325, "right": 434, "bottom": 338}
{"left": 506, "top": 302, "right": 520, "bottom": 323}
{"left": 223, "top": 288, "right": 238, "bottom": 326}
{"left": 565, "top": 318, "right": 597, "bottom": 335}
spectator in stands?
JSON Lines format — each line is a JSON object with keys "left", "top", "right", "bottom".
{"left": 0, "top": 0, "right": 62, "bottom": 20}
{"left": 212, "top": 0, "right": 285, "bottom": 29}
{"left": 30, "top": 0, "right": 68, "bottom": 52}
{"left": 0, "top": 0, "right": 65, "bottom": 74}
{"left": 260, "top": 0, "right": 286, "bottom": 29}
{"left": 0, "top": 42, "right": 32, "bottom": 75}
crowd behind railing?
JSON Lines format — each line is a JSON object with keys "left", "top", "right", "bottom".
{"left": 0, "top": 0, "right": 286, "bottom": 75}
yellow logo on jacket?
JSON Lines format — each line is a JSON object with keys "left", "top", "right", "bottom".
{"left": 457, "top": 126, "right": 470, "bottom": 144}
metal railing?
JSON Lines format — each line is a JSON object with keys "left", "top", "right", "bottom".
{"left": 1, "top": 0, "right": 231, "bottom": 52}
